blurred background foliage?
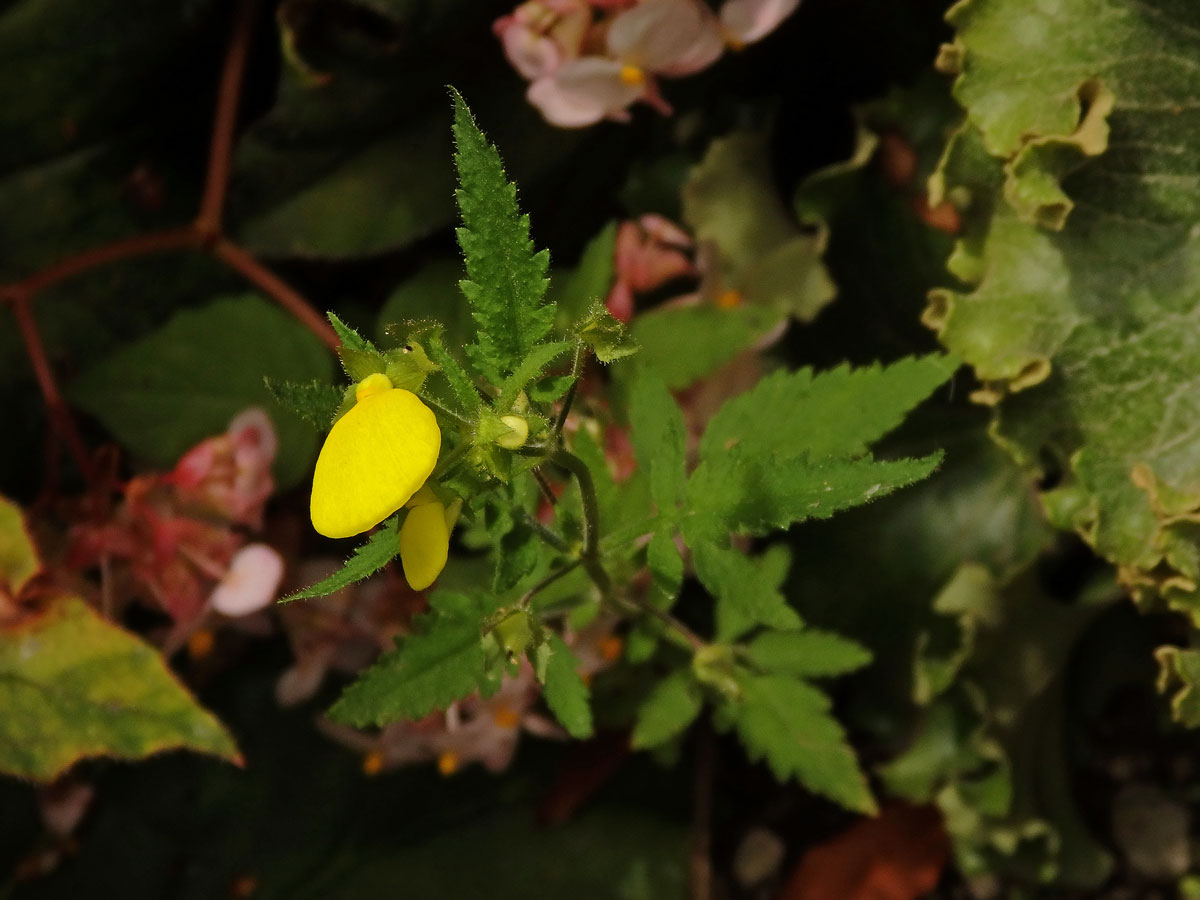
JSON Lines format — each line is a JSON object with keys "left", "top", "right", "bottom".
{"left": 5, "top": 0, "right": 1200, "bottom": 897}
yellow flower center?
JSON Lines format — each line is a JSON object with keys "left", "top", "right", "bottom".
{"left": 619, "top": 64, "right": 646, "bottom": 86}
{"left": 437, "top": 751, "right": 460, "bottom": 776}
{"left": 361, "top": 750, "right": 385, "bottom": 776}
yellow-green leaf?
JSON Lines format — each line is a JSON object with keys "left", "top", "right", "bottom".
{"left": 0, "top": 495, "right": 39, "bottom": 598}
{"left": 0, "top": 597, "right": 239, "bottom": 781}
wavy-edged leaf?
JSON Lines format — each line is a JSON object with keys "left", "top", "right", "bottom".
{"left": 0, "top": 597, "right": 239, "bottom": 780}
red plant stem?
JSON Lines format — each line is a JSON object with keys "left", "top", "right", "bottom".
{"left": 196, "top": 0, "right": 261, "bottom": 236}
{"left": 212, "top": 239, "right": 339, "bottom": 349}
{"left": 0, "top": 228, "right": 199, "bottom": 300}
{"left": 0, "top": 0, "right": 341, "bottom": 499}
{"left": 9, "top": 298, "right": 93, "bottom": 482}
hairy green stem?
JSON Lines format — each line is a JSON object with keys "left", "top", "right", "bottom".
{"left": 523, "top": 513, "right": 570, "bottom": 553}
{"left": 518, "top": 558, "right": 582, "bottom": 609}
{"left": 553, "top": 449, "right": 704, "bottom": 651}
{"left": 553, "top": 342, "right": 586, "bottom": 437}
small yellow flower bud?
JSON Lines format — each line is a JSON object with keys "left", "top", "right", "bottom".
{"left": 354, "top": 372, "right": 393, "bottom": 401}
{"left": 496, "top": 415, "right": 529, "bottom": 450}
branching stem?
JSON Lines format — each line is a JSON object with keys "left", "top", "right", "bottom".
{"left": 552, "top": 449, "right": 705, "bottom": 651}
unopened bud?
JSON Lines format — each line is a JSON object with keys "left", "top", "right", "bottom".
{"left": 496, "top": 415, "right": 529, "bottom": 449}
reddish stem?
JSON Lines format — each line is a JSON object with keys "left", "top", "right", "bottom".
{"left": 0, "top": 228, "right": 200, "bottom": 300}
{"left": 212, "top": 239, "right": 339, "bottom": 349}
{"left": 9, "top": 298, "right": 93, "bottom": 483}
{"left": 197, "top": 0, "right": 261, "bottom": 236}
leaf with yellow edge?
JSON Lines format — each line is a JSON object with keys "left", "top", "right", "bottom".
{"left": 0, "top": 495, "right": 40, "bottom": 598}
{"left": 0, "top": 596, "right": 239, "bottom": 780}
{"left": 310, "top": 387, "right": 441, "bottom": 539}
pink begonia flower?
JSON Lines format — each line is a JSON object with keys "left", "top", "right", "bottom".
{"left": 528, "top": 0, "right": 724, "bottom": 127}
{"left": 170, "top": 408, "right": 277, "bottom": 529}
{"left": 209, "top": 543, "right": 285, "bottom": 617}
{"left": 494, "top": 0, "right": 593, "bottom": 80}
{"left": 719, "top": 0, "right": 801, "bottom": 45}
{"left": 607, "top": 214, "right": 696, "bottom": 322}
{"left": 66, "top": 409, "right": 279, "bottom": 624}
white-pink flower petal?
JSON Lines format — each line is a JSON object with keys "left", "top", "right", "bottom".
{"left": 210, "top": 543, "right": 284, "bottom": 617}
{"left": 527, "top": 56, "right": 644, "bottom": 127}
{"left": 719, "top": 0, "right": 801, "bottom": 44}
{"left": 607, "top": 0, "right": 723, "bottom": 75}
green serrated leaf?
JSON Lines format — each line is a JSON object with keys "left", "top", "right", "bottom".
{"left": 577, "top": 302, "right": 638, "bottom": 364}
{"left": 699, "top": 355, "right": 957, "bottom": 465}
{"left": 631, "top": 669, "right": 703, "bottom": 750}
{"left": 730, "top": 674, "right": 875, "bottom": 814}
{"left": 631, "top": 305, "right": 760, "bottom": 390}
{"left": 0, "top": 596, "right": 239, "bottom": 780}
{"left": 647, "top": 530, "right": 683, "bottom": 607}
{"left": 425, "top": 330, "right": 482, "bottom": 414}
{"left": 382, "top": 343, "right": 436, "bottom": 394}
{"left": 494, "top": 522, "right": 540, "bottom": 593}
{"left": 282, "top": 520, "right": 400, "bottom": 603}
{"left": 688, "top": 449, "right": 943, "bottom": 539}
{"left": 542, "top": 633, "right": 593, "bottom": 739}
{"left": 529, "top": 374, "right": 575, "bottom": 403}
{"left": 451, "top": 89, "right": 554, "bottom": 380}
{"left": 69, "top": 294, "right": 334, "bottom": 489}
{"left": 691, "top": 541, "right": 800, "bottom": 640}
{"left": 327, "top": 312, "right": 377, "bottom": 354}
{"left": 328, "top": 590, "right": 497, "bottom": 727}
{"left": 745, "top": 628, "right": 873, "bottom": 678}
{"left": 495, "top": 341, "right": 571, "bottom": 413}
{"left": 264, "top": 377, "right": 343, "bottom": 431}
{"left": 628, "top": 369, "right": 686, "bottom": 516}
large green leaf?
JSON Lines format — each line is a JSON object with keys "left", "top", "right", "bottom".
{"left": 328, "top": 590, "right": 499, "bottom": 728}
{"left": 70, "top": 294, "right": 334, "bottom": 488}
{"left": 929, "top": 0, "right": 1200, "bottom": 620}
{"left": 729, "top": 674, "right": 876, "bottom": 814}
{"left": 0, "top": 596, "right": 238, "bottom": 780}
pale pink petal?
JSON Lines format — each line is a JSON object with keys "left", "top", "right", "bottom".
{"left": 640, "top": 213, "right": 694, "bottom": 249}
{"left": 229, "top": 407, "right": 278, "bottom": 463}
{"left": 527, "top": 57, "right": 642, "bottom": 127}
{"left": 606, "top": 279, "right": 636, "bottom": 323}
{"left": 210, "top": 543, "right": 284, "bottom": 616}
{"left": 719, "top": 0, "right": 800, "bottom": 44}
{"left": 607, "top": 0, "right": 722, "bottom": 74}
{"left": 498, "top": 17, "right": 564, "bottom": 79}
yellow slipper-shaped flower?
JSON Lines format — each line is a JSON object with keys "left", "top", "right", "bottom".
{"left": 310, "top": 373, "right": 441, "bottom": 539}
{"left": 399, "top": 487, "right": 453, "bottom": 591}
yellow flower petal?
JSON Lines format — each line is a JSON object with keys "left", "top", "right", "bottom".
{"left": 310, "top": 388, "right": 440, "bottom": 539}
{"left": 399, "top": 500, "right": 450, "bottom": 591}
